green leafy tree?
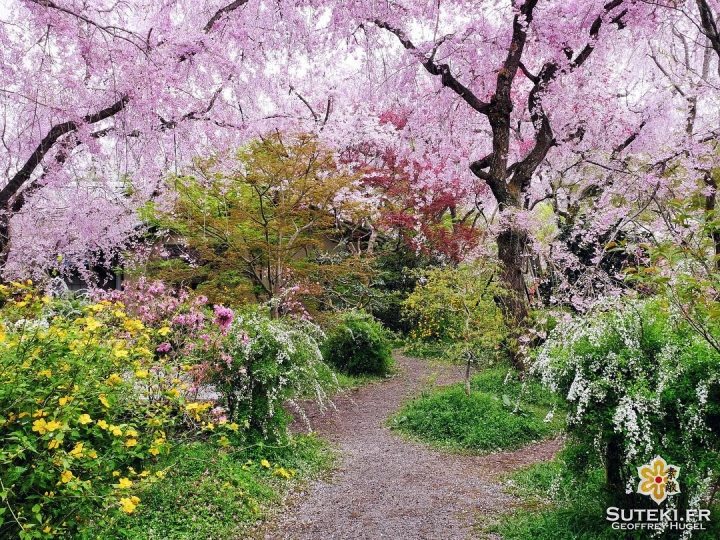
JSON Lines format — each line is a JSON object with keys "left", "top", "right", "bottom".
{"left": 150, "top": 133, "right": 371, "bottom": 315}
{"left": 402, "top": 261, "right": 507, "bottom": 393}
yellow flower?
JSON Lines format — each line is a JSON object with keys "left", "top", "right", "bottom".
{"left": 113, "top": 348, "right": 129, "bottom": 358}
{"left": 69, "top": 443, "right": 84, "bottom": 458}
{"left": 107, "top": 374, "right": 123, "bottom": 386}
{"left": 38, "top": 369, "right": 52, "bottom": 378}
{"left": 96, "top": 420, "right": 109, "bottom": 430}
{"left": 158, "top": 326, "right": 171, "bottom": 336}
{"left": 99, "top": 395, "right": 110, "bottom": 408}
{"left": 135, "top": 370, "right": 149, "bottom": 379}
{"left": 33, "top": 409, "right": 46, "bottom": 418}
{"left": 60, "top": 470, "right": 74, "bottom": 483}
{"left": 48, "top": 439, "right": 60, "bottom": 450}
{"left": 139, "top": 470, "right": 150, "bottom": 478}
{"left": 228, "top": 423, "right": 239, "bottom": 432}
{"left": 272, "top": 467, "right": 292, "bottom": 479}
{"left": 45, "top": 420, "right": 62, "bottom": 432}
{"left": 134, "top": 347, "right": 152, "bottom": 358}
{"left": 125, "top": 439, "right": 138, "bottom": 447}
{"left": 117, "top": 477, "right": 133, "bottom": 489}
{"left": 112, "top": 471, "right": 120, "bottom": 477}
{"left": 78, "top": 414, "right": 92, "bottom": 425}
{"left": 32, "top": 419, "right": 47, "bottom": 434}
{"left": 84, "top": 318, "right": 102, "bottom": 332}
{"left": 119, "top": 497, "right": 137, "bottom": 514}
{"left": 43, "top": 525, "right": 51, "bottom": 533}
{"left": 149, "top": 446, "right": 160, "bottom": 456}
{"left": 123, "top": 319, "right": 144, "bottom": 333}
{"left": 88, "top": 450, "right": 98, "bottom": 459}
{"left": 155, "top": 471, "right": 166, "bottom": 479}
{"left": 125, "top": 427, "right": 138, "bottom": 437}
{"left": 260, "top": 459, "right": 271, "bottom": 469}
{"left": 58, "top": 396, "right": 73, "bottom": 406}
{"left": 110, "top": 425, "right": 123, "bottom": 437}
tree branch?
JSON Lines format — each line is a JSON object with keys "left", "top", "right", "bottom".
{"left": 204, "top": 0, "right": 251, "bottom": 32}
{"left": 0, "top": 95, "right": 129, "bottom": 210}
{"left": 374, "top": 20, "right": 491, "bottom": 115}
{"left": 696, "top": 0, "right": 720, "bottom": 61}
{"left": 570, "top": 0, "right": 627, "bottom": 69}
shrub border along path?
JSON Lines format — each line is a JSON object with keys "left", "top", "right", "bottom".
{"left": 256, "top": 352, "right": 561, "bottom": 540}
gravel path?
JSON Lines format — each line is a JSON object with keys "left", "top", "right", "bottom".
{"left": 257, "top": 352, "right": 562, "bottom": 540}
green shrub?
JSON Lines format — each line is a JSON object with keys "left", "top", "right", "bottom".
{"left": 213, "top": 310, "right": 337, "bottom": 440}
{"left": 391, "top": 366, "right": 562, "bottom": 452}
{"left": 534, "top": 297, "right": 720, "bottom": 515}
{"left": 321, "top": 311, "right": 393, "bottom": 376}
{"left": 0, "top": 283, "right": 187, "bottom": 538}
{"left": 401, "top": 262, "right": 505, "bottom": 347}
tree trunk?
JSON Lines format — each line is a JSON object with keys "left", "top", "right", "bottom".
{"left": 464, "top": 352, "right": 472, "bottom": 396}
{"left": 496, "top": 226, "right": 530, "bottom": 369}
{"left": 605, "top": 435, "right": 636, "bottom": 507}
{"left": 0, "top": 213, "right": 9, "bottom": 280}
{"left": 704, "top": 174, "right": 720, "bottom": 271}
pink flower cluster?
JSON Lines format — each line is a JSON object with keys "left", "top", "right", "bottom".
{"left": 213, "top": 305, "right": 234, "bottom": 333}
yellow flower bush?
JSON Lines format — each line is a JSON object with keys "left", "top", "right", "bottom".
{"left": 1, "top": 280, "right": 328, "bottom": 538}
{"left": 0, "top": 283, "right": 189, "bottom": 538}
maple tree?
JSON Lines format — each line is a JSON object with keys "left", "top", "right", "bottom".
{"left": 152, "top": 132, "right": 370, "bottom": 317}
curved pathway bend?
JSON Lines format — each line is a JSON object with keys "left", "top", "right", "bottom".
{"left": 256, "top": 353, "right": 562, "bottom": 540}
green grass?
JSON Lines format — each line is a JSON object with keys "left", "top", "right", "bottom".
{"left": 492, "top": 460, "right": 720, "bottom": 540}
{"left": 390, "top": 366, "right": 563, "bottom": 453}
{"left": 84, "top": 434, "right": 332, "bottom": 539}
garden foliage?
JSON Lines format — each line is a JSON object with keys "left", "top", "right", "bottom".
{"left": 0, "top": 280, "right": 333, "bottom": 538}
{"left": 321, "top": 311, "right": 393, "bottom": 376}
{"left": 402, "top": 263, "right": 507, "bottom": 368}
{"left": 391, "top": 366, "right": 562, "bottom": 452}
{"left": 535, "top": 298, "right": 720, "bottom": 517}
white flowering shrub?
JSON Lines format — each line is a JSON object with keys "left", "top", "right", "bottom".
{"left": 210, "top": 309, "right": 336, "bottom": 440}
{"left": 534, "top": 298, "right": 720, "bottom": 510}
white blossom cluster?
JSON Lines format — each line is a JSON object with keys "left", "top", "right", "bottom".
{"left": 222, "top": 311, "right": 334, "bottom": 438}
{"left": 533, "top": 298, "right": 720, "bottom": 513}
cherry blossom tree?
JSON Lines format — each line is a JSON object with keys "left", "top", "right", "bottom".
{"left": 0, "top": 0, "right": 338, "bottom": 279}
{"left": 2, "top": 0, "right": 714, "bottom": 332}
{"left": 318, "top": 0, "right": 681, "bottom": 327}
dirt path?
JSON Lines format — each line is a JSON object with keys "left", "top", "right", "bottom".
{"left": 257, "top": 352, "right": 561, "bottom": 540}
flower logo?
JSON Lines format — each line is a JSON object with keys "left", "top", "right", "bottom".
{"left": 637, "top": 456, "right": 680, "bottom": 505}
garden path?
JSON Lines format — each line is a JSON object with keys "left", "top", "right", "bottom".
{"left": 256, "top": 352, "right": 561, "bottom": 540}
